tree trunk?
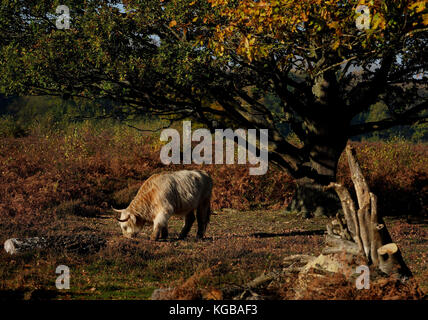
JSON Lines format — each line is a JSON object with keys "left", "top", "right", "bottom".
{"left": 285, "top": 138, "right": 346, "bottom": 218}
{"left": 324, "top": 145, "right": 412, "bottom": 279}
{"left": 286, "top": 179, "right": 341, "bottom": 218}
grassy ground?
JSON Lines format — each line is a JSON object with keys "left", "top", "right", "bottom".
{"left": 0, "top": 124, "right": 426, "bottom": 299}
{"left": 0, "top": 209, "right": 426, "bottom": 300}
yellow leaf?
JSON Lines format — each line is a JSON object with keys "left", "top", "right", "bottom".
{"left": 409, "top": 1, "right": 426, "bottom": 13}
{"left": 331, "top": 39, "right": 340, "bottom": 50}
{"left": 327, "top": 21, "right": 339, "bottom": 30}
{"left": 244, "top": 37, "right": 249, "bottom": 49}
{"left": 169, "top": 20, "right": 177, "bottom": 28}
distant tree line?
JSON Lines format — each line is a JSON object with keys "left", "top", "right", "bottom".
{"left": 1, "top": 94, "right": 426, "bottom": 142}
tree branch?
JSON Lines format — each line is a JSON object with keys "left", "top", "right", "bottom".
{"left": 349, "top": 108, "right": 427, "bottom": 136}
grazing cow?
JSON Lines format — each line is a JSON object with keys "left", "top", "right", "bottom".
{"left": 112, "top": 170, "right": 213, "bottom": 240}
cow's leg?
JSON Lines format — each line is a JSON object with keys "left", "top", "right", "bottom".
{"left": 178, "top": 211, "right": 195, "bottom": 239}
{"left": 196, "top": 199, "right": 211, "bottom": 239}
{"left": 151, "top": 213, "right": 168, "bottom": 241}
{"left": 160, "top": 226, "right": 168, "bottom": 240}
{"left": 150, "top": 225, "right": 162, "bottom": 241}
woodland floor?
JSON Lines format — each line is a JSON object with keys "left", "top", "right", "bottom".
{"left": 0, "top": 209, "right": 426, "bottom": 300}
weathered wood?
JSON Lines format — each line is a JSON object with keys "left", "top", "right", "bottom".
{"left": 246, "top": 272, "right": 278, "bottom": 289}
{"left": 324, "top": 144, "right": 412, "bottom": 279}
{"left": 323, "top": 234, "right": 360, "bottom": 255}
{"left": 370, "top": 193, "right": 381, "bottom": 266}
{"left": 326, "top": 183, "right": 356, "bottom": 237}
{"left": 378, "top": 243, "right": 411, "bottom": 277}
{"left": 378, "top": 243, "right": 398, "bottom": 255}
{"left": 357, "top": 205, "right": 371, "bottom": 260}
{"left": 346, "top": 145, "right": 370, "bottom": 209}
{"left": 326, "top": 183, "right": 364, "bottom": 254}
{"left": 4, "top": 235, "right": 106, "bottom": 255}
{"left": 336, "top": 213, "right": 352, "bottom": 240}
{"left": 4, "top": 237, "right": 48, "bottom": 254}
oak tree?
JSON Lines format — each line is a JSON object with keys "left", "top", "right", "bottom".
{"left": 1, "top": 0, "right": 427, "bottom": 215}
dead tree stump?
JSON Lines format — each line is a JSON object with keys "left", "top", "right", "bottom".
{"left": 324, "top": 145, "right": 412, "bottom": 279}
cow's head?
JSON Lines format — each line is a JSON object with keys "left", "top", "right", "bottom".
{"left": 112, "top": 207, "right": 141, "bottom": 238}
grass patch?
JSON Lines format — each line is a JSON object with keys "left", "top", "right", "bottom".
{"left": 1, "top": 209, "right": 425, "bottom": 299}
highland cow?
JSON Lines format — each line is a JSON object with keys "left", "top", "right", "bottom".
{"left": 112, "top": 170, "right": 213, "bottom": 240}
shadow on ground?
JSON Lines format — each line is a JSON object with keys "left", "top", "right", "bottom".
{"left": 0, "top": 289, "right": 67, "bottom": 300}
{"left": 250, "top": 229, "right": 325, "bottom": 238}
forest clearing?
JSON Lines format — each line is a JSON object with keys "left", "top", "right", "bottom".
{"left": 0, "top": 126, "right": 426, "bottom": 299}
{"left": 1, "top": 0, "right": 427, "bottom": 303}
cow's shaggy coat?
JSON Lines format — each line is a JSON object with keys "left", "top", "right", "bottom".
{"left": 113, "top": 170, "right": 213, "bottom": 240}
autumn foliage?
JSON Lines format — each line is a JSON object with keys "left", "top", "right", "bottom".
{"left": 207, "top": 0, "right": 428, "bottom": 62}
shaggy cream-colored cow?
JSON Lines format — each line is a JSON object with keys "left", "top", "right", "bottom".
{"left": 112, "top": 170, "right": 213, "bottom": 240}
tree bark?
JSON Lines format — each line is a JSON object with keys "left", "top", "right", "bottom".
{"left": 285, "top": 138, "right": 346, "bottom": 218}
{"left": 286, "top": 179, "right": 341, "bottom": 218}
{"left": 324, "top": 145, "right": 412, "bottom": 278}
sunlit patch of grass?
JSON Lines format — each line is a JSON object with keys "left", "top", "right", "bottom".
{"left": 0, "top": 210, "right": 426, "bottom": 299}
{"left": 0, "top": 126, "right": 427, "bottom": 299}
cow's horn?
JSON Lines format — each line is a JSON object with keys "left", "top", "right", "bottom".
{"left": 111, "top": 206, "right": 124, "bottom": 213}
{"left": 111, "top": 206, "right": 130, "bottom": 222}
{"left": 116, "top": 215, "right": 131, "bottom": 223}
